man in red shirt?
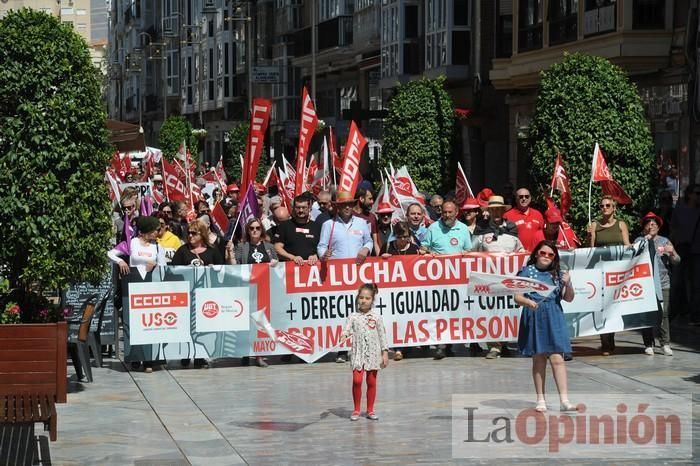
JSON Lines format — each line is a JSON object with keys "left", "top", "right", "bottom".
{"left": 503, "top": 187, "right": 544, "bottom": 251}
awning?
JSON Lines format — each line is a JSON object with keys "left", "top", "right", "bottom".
{"left": 106, "top": 119, "right": 145, "bottom": 153}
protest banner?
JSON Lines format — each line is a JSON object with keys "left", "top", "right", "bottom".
{"left": 121, "top": 246, "right": 658, "bottom": 363}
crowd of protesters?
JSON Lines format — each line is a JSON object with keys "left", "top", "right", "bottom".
{"left": 107, "top": 163, "right": 699, "bottom": 373}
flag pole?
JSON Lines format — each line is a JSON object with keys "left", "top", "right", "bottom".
{"left": 588, "top": 144, "right": 597, "bottom": 225}
{"left": 457, "top": 161, "right": 474, "bottom": 198}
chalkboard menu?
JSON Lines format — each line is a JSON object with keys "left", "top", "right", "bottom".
{"left": 62, "top": 268, "right": 118, "bottom": 345}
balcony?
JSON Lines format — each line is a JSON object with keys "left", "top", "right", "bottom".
{"left": 318, "top": 16, "right": 353, "bottom": 51}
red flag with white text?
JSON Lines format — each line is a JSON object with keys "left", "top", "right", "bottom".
{"left": 337, "top": 121, "right": 367, "bottom": 197}
{"left": 161, "top": 158, "right": 188, "bottom": 202}
{"left": 241, "top": 98, "right": 272, "bottom": 190}
{"left": 295, "top": 87, "right": 318, "bottom": 195}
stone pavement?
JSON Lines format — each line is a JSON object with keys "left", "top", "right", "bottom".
{"left": 45, "top": 327, "right": 700, "bottom": 466}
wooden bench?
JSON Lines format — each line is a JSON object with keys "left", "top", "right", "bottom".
{"left": 0, "top": 322, "right": 67, "bottom": 441}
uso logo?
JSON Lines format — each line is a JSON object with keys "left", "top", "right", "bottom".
{"left": 141, "top": 311, "right": 178, "bottom": 328}
{"left": 502, "top": 278, "right": 549, "bottom": 292}
{"left": 201, "top": 301, "right": 220, "bottom": 319}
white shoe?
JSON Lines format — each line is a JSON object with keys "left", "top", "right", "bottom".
{"left": 662, "top": 345, "right": 673, "bottom": 356}
{"left": 644, "top": 347, "right": 654, "bottom": 356}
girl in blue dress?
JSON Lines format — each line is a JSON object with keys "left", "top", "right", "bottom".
{"left": 515, "top": 240, "right": 577, "bottom": 413}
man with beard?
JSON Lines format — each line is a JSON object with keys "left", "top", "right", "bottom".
{"left": 353, "top": 187, "right": 380, "bottom": 255}
{"left": 274, "top": 195, "right": 321, "bottom": 265}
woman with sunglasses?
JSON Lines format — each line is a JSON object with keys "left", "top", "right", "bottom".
{"left": 234, "top": 218, "right": 278, "bottom": 367}
{"left": 171, "top": 219, "right": 229, "bottom": 267}
{"left": 588, "top": 195, "right": 630, "bottom": 355}
{"left": 515, "top": 240, "right": 577, "bottom": 413}
{"left": 172, "top": 219, "right": 230, "bottom": 369}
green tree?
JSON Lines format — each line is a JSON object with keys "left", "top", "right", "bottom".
{"left": 159, "top": 115, "right": 198, "bottom": 161}
{"left": 381, "top": 76, "right": 455, "bottom": 194}
{"left": 223, "top": 122, "right": 270, "bottom": 184}
{"left": 0, "top": 9, "right": 113, "bottom": 310}
{"left": 528, "top": 53, "right": 655, "bottom": 236}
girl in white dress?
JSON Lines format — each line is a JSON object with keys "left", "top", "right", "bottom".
{"left": 342, "top": 283, "right": 389, "bottom": 421}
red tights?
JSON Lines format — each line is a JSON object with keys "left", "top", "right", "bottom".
{"left": 352, "top": 369, "right": 378, "bottom": 414}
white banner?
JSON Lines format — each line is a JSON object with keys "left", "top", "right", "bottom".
{"left": 128, "top": 281, "right": 191, "bottom": 344}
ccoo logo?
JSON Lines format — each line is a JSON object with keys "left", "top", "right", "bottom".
{"left": 201, "top": 301, "right": 219, "bottom": 319}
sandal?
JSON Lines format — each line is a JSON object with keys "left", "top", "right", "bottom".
{"left": 535, "top": 399, "right": 547, "bottom": 413}
{"left": 560, "top": 400, "right": 578, "bottom": 412}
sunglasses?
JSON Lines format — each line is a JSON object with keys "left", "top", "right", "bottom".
{"left": 249, "top": 226, "right": 262, "bottom": 231}
{"left": 538, "top": 250, "right": 556, "bottom": 259}
{"left": 518, "top": 195, "right": 531, "bottom": 199}
{"left": 122, "top": 204, "right": 135, "bottom": 211}
{"left": 600, "top": 203, "right": 613, "bottom": 208}
{"left": 162, "top": 209, "right": 172, "bottom": 214}
{"left": 187, "top": 231, "right": 200, "bottom": 236}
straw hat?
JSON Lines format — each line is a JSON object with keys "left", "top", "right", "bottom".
{"left": 334, "top": 191, "right": 356, "bottom": 204}
{"left": 483, "top": 195, "right": 511, "bottom": 210}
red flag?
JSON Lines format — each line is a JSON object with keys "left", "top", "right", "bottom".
{"left": 161, "top": 158, "right": 188, "bottom": 202}
{"left": 329, "top": 126, "right": 342, "bottom": 172}
{"left": 111, "top": 151, "right": 131, "bottom": 181}
{"left": 591, "top": 143, "right": 632, "bottom": 204}
{"left": 215, "top": 157, "right": 227, "bottom": 183}
{"left": 211, "top": 202, "right": 230, "bottom": 234}
{"left": 105, "top": 169, "right": 122, "bottom": 201}
{"left": 241, "top": 98, "right": 272, "bottom": 190}
{"left": 152, "top": 187, "right": 165, "bottom": 205}
{"left": 455, "top": 162, "right": 474, "bottom": 204}
{"left": 295, "top": 87, "right": 318, "bottom": 195}
{"left": 550, "top": 153, "right": 572, "bottom": 215}
{"left": 276, "top": 169, "right": 291, "bottom": 210}
{"left": 337, "top": 121, "right": 367, "bottom": 198}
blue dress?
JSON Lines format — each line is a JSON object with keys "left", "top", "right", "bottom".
{"left": 517, "top": 265, "right": 572, "bottom": 356}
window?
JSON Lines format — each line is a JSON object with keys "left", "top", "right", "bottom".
{"left": 584, "top": 0, "right": 616, "bottom": 36}
{"left": 496, "top": 0, "right": 512, "bottom": 58}
{"left": 633, "top": 0, "right": 665, "bottom": 29}
{"left": 453, "top": 0, "right": 468, "bottom": 27}
{"left": 549, "top": 0, "right": 577, "bottom": 45}
{"left": 405, "top": 5, "right": 418, "bottom": 38}
{"left": 61, "top": 7, "right": 74, "bottom": 15}
{"left": 518, "top": 0, "right": 542, "bottom": 52}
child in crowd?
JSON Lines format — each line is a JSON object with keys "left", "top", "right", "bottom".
{"left": 342, "top": 283, "right": 389, "bottom": 421}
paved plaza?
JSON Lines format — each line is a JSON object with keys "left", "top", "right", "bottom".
{"left": 44, "top": 321, "right": 700, "bottom": 466}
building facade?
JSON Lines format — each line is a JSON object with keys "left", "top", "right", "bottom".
{"left": 490, "top": 0, "right": 695, "bottom": 193}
